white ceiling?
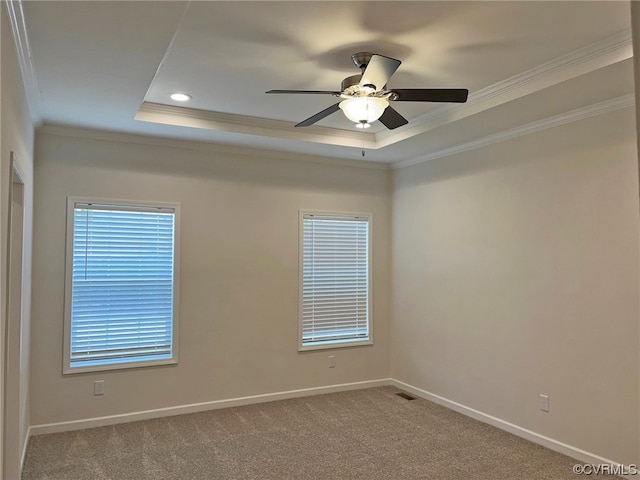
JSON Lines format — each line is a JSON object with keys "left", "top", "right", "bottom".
{"left": 17, "top": 1, "right": 634, "bottom": 165}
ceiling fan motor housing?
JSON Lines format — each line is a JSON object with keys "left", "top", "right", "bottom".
{"left": 341, "top": 74, "right": 363, "bottom": 94}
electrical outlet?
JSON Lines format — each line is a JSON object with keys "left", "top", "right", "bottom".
{"left": 328, "top": 355, "right": 336, "bottom": 368}
{"left": 539, "top": 394, "right": 549, "bottom": 412}
{"left": 94, "top": 380, "right": 105, "bottom": 396}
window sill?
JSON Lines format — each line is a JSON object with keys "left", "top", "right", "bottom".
{"left": 298, "top": 339, "right": 372, "bottom": 352}
{"left": 63, "top": 357, "right": 177, "bottom": 375}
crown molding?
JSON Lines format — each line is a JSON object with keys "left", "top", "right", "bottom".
{"left": 135, "top": 102, "right": 377, "bottom": 149}
{"left": 41, "top": 89, "right": 633, "bottom": 174}
{"left": 4, "top": 0, "right": 42, "bottom": 126}
{"left": 376, "top": 28, "right": 633, "bottom": 148}
{"left": 39, "top": 123, "right": 391, "bottom": 171}
{"left": 393, "top": 94, "right": 634, "bottom": 169}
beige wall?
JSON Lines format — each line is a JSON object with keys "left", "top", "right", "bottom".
{"left": 1, "top": 5, "right": 35, "bottom": 478}
{"left": 391, "top": 107, "right": 640, "bottom": 464}
{"left": 30, "top": 130, "right": 391, "bottom": 425}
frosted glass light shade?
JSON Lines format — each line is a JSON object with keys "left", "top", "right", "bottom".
{"left": 339, "top": 97, "right": 389, "bottom": 124}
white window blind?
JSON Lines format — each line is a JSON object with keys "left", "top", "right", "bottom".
{"left": 301, "top": 213, "right": 370, "bottom": 348}
{"left": 66, "top": 200, "right": 178, "bottom": 371}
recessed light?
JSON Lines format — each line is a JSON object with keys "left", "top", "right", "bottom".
{"left": 170, "top": 93, "right": 191, "bottom": 102}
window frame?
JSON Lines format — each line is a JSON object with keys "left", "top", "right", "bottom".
{"left": 298, "top": 210, "right": 373, "bottom": 351}
{"left": 63, "top": 196, "right": 181, "bottom": 374}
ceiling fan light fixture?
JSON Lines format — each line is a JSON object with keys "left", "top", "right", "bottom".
{"left": 355, "top": 122, "right": 371, "bottom": 129}
{"left": 170, "top": 92, "right": 191, "bottom": 102}
{"left": 339, "top": 97, "right": 388, "bottom": 124}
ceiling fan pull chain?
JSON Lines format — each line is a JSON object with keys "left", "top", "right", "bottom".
{"left": 361, "top": 125, "right": 366, "bottom": 157}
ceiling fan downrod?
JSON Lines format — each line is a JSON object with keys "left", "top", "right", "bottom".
{"left": 351, "top": 52, "right": 374, "bottom": 70}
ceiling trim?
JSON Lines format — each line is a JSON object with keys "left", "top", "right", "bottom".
{"left": 136, "top": 29, "right": 632, "bottom": 153}
{"left": 376, "top": 28, "right": 633, "bottom": 148}
{"left": 39, "top": 123, "right": 391, "bottom": 171}
{"left": 135, "top": 102, "right": 377, "bottom": 149}
{"left": 4, "top": 0, "right": 42, "bottom": 126}
{"left": 394, "top": 93, "right": 634, "bottom": 169}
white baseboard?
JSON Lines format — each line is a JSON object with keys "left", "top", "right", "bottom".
{"left": 29, "top": 378, "right": 391, "bottom": 436}
{"left": 390, "top": 379, "right": 636, "bottom": 480}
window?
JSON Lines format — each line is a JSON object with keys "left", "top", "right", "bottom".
{"left": 299, "top": 212, "right": 371, "bottom": 350}
{"left": 63, "top": 198, "right": 180, "bottom": 373}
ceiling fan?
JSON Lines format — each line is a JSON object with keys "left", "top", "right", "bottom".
{"left": 266, "top": 52, "right": 469, "bottom": 130}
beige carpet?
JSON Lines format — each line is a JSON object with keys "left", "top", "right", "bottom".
{"left": 22, "top": 387, "right": 599, "bottom": 479}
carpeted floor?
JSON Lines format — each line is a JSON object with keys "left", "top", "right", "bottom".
{"left": 22, "top": 386, "right": 599, "bottom": 479}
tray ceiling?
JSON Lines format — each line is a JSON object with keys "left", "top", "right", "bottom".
{"left": 16, "top": 1, "right": 634, "bottom": 165}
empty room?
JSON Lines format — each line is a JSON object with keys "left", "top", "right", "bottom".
{"left": 1, "top": 1, "right": 640, "bottom": 479}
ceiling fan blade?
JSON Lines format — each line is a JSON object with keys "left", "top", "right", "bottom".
{"left": 295, "top": 103, "right": 341, "bottom": 127}
{"left": 359, "top": 54, "right": 401, "bottom": 92}
{"left": 391, "top": 89, "right": 469, "bottom": 103}
{"left": 266, "top": 89, "right": 340, "bottom": 95}
{"left": 378, "top": 106, "right": 408, "bottom": 130}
